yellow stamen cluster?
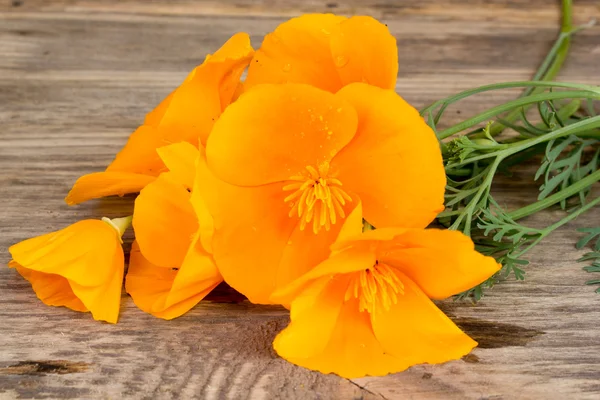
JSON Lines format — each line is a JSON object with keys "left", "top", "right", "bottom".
{"left": 345, "top": 263, "right": 404, "bottom": 314}
{"left": 283, "top": 162, "right": 352, "bottom": 234}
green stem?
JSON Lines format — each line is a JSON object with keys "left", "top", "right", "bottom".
{"left": 447, "top": 115, "right": 600, "bottom": 169}
{"left": 512, "top": 195, "right": 600, "bottom": 258}
{"left": 439, "top": 91, "right": 600, "bottom": 140}
{"left": 507, "top": 169, "right": 600, "bottom": 221}
{"left": 420, "top": 81, "right": 600, "bottom": 118}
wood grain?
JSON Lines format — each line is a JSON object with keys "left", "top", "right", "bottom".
{"left": 1, "top": 0, "right": 600, "bottom": 399}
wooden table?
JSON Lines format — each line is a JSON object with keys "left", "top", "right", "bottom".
{"left": 1, "top": 1, "right": 599, "bottom": 398}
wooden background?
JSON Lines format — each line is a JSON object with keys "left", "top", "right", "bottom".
{"left": 1, "top": 0, "right": 600, "bottom": 398}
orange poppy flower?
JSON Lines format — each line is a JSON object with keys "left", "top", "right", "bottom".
{"left": 195, "top": 82, "right": 445, "bottom": 304}
{"left": 8, "top": 217, "right": 131, "bottom": 323}
{"left": 271, "top": 204, "right": 501, "bottom": 378}
{"left": 125, "top": 142, "right": 222, "bottom": 319}
{"left": 245, "top": 14, "right": 398, "bottom": 93}
{"left": 65, "top": 32, "right": 254, "bottom": 205}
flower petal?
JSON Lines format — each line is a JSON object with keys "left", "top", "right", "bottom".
{"left": 10, "top": 262, "right": 87, "bottom": 312}
{"left": 9, "top": 220, "right": 124, "bottom": 323}
{"left": 206, "top": 83, "right": 358, "bottom": 186}
{"left": 276, "top": 193, "right": 360, "bottom": 295}
{"left": 276, "top": 293, "right": 403, "bottom": 378}
{"left": 133, "top": 173, "right": 198, "bottom": 268}
{"left": 273, "top": 275, "right": 348, "bottom": 359}
{"left": 329, "top": 16, "right": 398, "bottom": 90}
{"left": 156, "top": 141, "right": 199, "bottom": 189}
{"left": 196, "top": 157, "right": 295, "bottom": 303}
{"left": 199, "top": 143, "right": 364, "bottom": 304}
{"left": 379, "top": 229, "right": 501, "bottom": 299}
{"left": 65, "top": 171, "right": 155, "bottom": 205}
{"left": 105, "top": 125, "right": 172, "bottom": 176}
{"left": 106, "top": 33, "right": 254, "bottom": 176}
{"left": 372, "top": 270, "right": 477, "bottom": 366}
{"left": 190, "top": 147, "right": 215, "bottom": 254}
{"left": 333, "top": 83, "right": 446, "bottom": 228}
{"left": 125, "top": 240, "right": 222, "bottom": 320}
{"left": 271, "top": 206, "right": 372, "bottom": 305}
{"left": 245, "top": 14, "right": 346, "bottom": 93}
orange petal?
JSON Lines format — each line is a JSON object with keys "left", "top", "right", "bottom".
{"left": 153, "top": 32, "right": 254, "bottom": 145}
{"left": 9, "top": 220, "right": 124, "bottom": 323}
{"left": 144, "top": 90, "right": 176, "bottom": 127}
{"left": 378, "top": 229, "right": 501, "bottom": 299}
{"left": 196, "top": 165, "right": 294, "bottom": 303}
{"left": 274, "top": 275, "right": 348, "bottom": 359}
{"left": 12, "top": 263, "right": 87, "bottom": 312}
{"left": 275, "top": 284, "right": 403, "bottom": 378}
{"left": 190, "top": 146, "right": 215, "bottom": 253}
{"left": 105, "top": 125, "right": 186, "bottom": 176}
{"left": 276, "top": 193, "right": 360, "bottom": 294}
{"left": 333, "top": 83, "right": 445, "bottom": 228}
{"left": 245, "top": 15, "right": 397, "bottom": 94}
{"left": 125, "top": 240, "right": 222, "bottom": 320}
{"left": 107, "top": 33, "right": 254, "bottom": 175}
{"left": 144, "top": 67, "right": 196, "bottom": 127}
{"left": 206, "top": 83, "right": 358, "bottom": 186}
{"left": 65, "top": 171, "right": 155, "bottom": 205}
{"left": 329, "top": 16, "right": 398, "bottom": 90}
{"left": 271, "top": 205, "right": 371, "bottom": 305}
{"left": 133, "top": 173, "right": 198, "bottom": 268}
{"left": 245, "top": 14, "right": 346, "bottom": 93}
{"left": 156, "top": 141, "right": 199, "bottom": 189}
{"left": 371, "top": 270, "right": 477, "bottom": 366}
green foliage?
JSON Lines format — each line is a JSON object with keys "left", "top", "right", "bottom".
{"left": 419, "top": 1, "right": 600, "bottom": 301}
{"left": 576, "top": 228, "right": 600, "bottom": 293}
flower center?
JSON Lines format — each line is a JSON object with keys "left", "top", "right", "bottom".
{"left": 344, "top": 262, "right": 404, "bottom": 314}
{"left": 283, "top": 162, "right": 352, "bottom": 234}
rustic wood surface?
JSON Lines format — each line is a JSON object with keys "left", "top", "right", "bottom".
{"left": 1, "top": 0, "right": 600, "bottom": 399}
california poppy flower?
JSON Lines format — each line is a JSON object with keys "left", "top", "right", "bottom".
{"left": 8, "top": 217, "right": 131, "bottom": 323}
{"left": 65, "top": 32, "right": 255, "bottom": 205}
{"left": 245, "top": 14, "right": 398, "bottom": 93}
{"left": 195, "top": 82, "right": 445, "bottom": 304}
{"left": 271, "top": 204, "right": 501, "bottom": 378}
{"left": 125, "top": 142, "right": 222, "bottom": 319}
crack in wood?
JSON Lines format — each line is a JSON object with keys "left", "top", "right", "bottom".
{"left": 0, "top": 360, "right": 90, "bottom": 376}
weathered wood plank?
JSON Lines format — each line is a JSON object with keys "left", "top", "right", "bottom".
{"left": 1, "top": 1, "right": 599, "bottom": 399}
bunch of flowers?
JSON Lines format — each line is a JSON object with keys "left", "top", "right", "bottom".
{"left": 8, "top": 14, "right": 500, "bottom": 378}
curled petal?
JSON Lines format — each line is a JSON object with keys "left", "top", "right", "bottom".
{"left": 125, "top": 240, "right": 222, "bottom": 320}
{"left": 9, "top": 220, "right": 124, "bottom": 323}
{"left": 10, "top": 261, "right": 87, "bottom": 312}
{"left": 107, "top": 32, "right": 254, "bottom": 176}
{"left": 65, "top": 171, "right": 155, "bottom": 205}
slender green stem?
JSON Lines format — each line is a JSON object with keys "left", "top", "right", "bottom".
{"left": 447, "top": 115, "right": 600, "bottom": 169}
{"left": 508, "top": 169, "right": 600, "bottom": 221}
{"left": 439, "top": 91, "right": 600, "bottom": 140}
{"left": 512, "top": 196, "right": 600, "bottom": 258}
{"left": 420, "top": 81, "right": 600, "bottom": 117}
